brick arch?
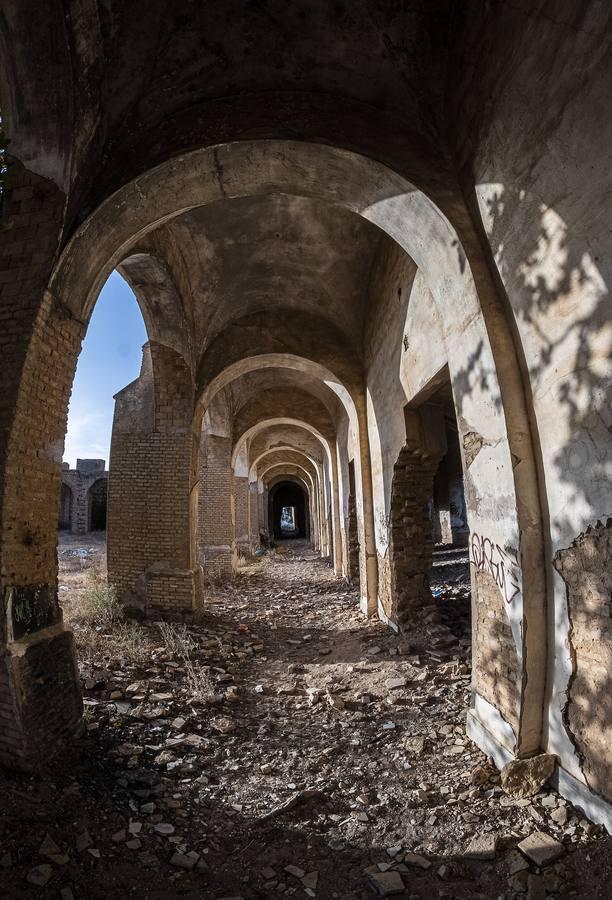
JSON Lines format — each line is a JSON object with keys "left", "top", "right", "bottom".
{"left": 118, "top": 252, "right": 191, "bottom": 363}
{"left": 245, "top": 426, "right": 333, "bottom": 561}
{"left": 46, "top": 142, "right": 544, "bottom": 692}
{"left": 2, "top": 139, "right": 547, "bottom": 767}
{"left": 261, "top": 465, "right": 319, "bottom": 550}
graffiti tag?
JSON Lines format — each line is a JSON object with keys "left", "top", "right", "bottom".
{"left": 470, "top": 532, "right": 521, "bottom": 605}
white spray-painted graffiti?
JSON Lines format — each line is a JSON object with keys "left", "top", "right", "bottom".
{"left": 470, "top": 532, "right": 521, "bottom": 604}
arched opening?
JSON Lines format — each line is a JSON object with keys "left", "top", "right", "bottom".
{"left": 270, "top": 480, "right": 309, "bottom": 541}
{"left": 382, "top": 373, "right": 471, "bottom": 636}
{"left": 58, "top": 482, "right": 73, "bottom": 531}
{"left": 2, "top": 3, "right": 612, "bottom": 860}
{"left": 2, "top": 138, "right": 546, "bottom": 799}
{"left": 87, "top": 478, "right": 107, "bottom": 531}
{"left": 427, "top": 380, "right": 471, "bottom": 645}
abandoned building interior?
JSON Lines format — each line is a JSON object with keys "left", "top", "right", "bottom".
{"left": 0, "top": 2, "right": 611, "bottom": 897}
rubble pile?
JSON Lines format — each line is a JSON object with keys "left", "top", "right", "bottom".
{"left": 0, "top": 541, "right": 609, "bottom": 899}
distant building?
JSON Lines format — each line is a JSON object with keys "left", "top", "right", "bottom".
{"left": 59, "top": 459, "right": 108, "bottom": 534}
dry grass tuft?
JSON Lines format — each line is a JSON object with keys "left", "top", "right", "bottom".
{"left": 183, "top": 656, "right": 215, "bottom": 704}
{"left": 157, "top": 621, "right": 196, "bottom": 657}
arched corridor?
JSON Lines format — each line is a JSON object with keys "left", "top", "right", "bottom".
{"left": 0, "top": 2, "right": 611, "bottom": 895}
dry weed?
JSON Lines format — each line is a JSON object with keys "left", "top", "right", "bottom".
{"left": 157, "top": 621, "right": 196, "bottom": 657}
{"left": 183, "top": 657, "right": 215, "bottom": 704}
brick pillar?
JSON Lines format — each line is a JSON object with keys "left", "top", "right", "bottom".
{"left": 383, "top": 406, "right": 447, "bottom": 629}
{"left": 108, "top": 342, "right": 201, "bottom": 617}
{"left": 386, "top": 448, "right": 441, "bottom": 627}
{"left": 248, "top": 480, "right": 260, "bottom": 550}
{"left": 233, "top": 476, "right": 249, "bottom": 554}
{"left": 197, "top": 434, "right": 234, "bottom": 578}
{"left": 0, "top": 161, "right": 83, "bottom": 767}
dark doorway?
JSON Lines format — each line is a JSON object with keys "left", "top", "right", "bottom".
{"left": 88, "top": 478, "right": 108, "bottom": 531}
{"left": 58, "top": 483, "right": 73, "bottom": 530}
{"left": 347, "top": 460, "right": 360, "bottom": 586}
{"left": 270, "top": 481, "right": 308, "bottom": 540}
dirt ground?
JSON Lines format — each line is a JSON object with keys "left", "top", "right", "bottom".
{"left": 0, "top": 536, "right": 610, "bottom": 899}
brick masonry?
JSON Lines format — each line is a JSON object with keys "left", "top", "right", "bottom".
{"left": 0, "top": 159, "right": 84, "bottom": 768}
{"left": 197, "top": 426, "right": 234, "bottom": 578}
{"left": 60, "top": 459, "right": 108, "bottom": 533}
{"left": 379, "top": 447, "right": 440, "bottom": 629}
{"left": 108, "top": 342, "right": 201, "bottom": 615}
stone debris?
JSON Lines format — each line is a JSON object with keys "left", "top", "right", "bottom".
{"left": 368, "top": 869, "right": 406, "bottom": 895}
{"left": 517, "top": 831, "right": 565, "bottom": 867}
{"left": 26, "top": 864, "right": 53, "bottom": 887}
{"left": 1, "top": 542, "right": 607, "bottom": 899}
{"left": 463, "top": 832, "right": 498, "bottom": 860}
{"left": 501, "top": 753, "right": 557, "bottom": 799}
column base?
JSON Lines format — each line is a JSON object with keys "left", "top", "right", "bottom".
{"left": 467, "top": 700, "right": 612, "bottom": 835}
{"left": 0, "top": 624, "right": 83, "bottom": 770}
{"left": 200, "top": 545, "right": 234, "bottom": 580}
{"left": 145, "top": 566, "right": 202, "bottom": 618}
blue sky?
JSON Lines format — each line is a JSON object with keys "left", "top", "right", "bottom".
{"left": 63, "top": 271, "right": 147, "bottom": 468}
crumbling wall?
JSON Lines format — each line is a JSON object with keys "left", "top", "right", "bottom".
{"left": 381, "top": 447, "right": 439, "bottom": 628}
{"left": 472, "top": 570, "right": 521, "bottom": 735}
{"left": 554, "top": 520, "right": 612, "bottom": 802}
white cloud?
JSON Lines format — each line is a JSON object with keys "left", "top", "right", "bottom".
{"left": 63, "top": 410, "right": 112, "bottom": 469}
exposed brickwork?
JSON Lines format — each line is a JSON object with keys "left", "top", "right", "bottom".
{"left": 0, "top": 160, "right": 85, "bottom": 768}
{"left": 248, "top": 482, "right": 260, "bottom": 549}
{"left": 380, "top": 447, "right": 440, "bottom": 629}
{"left": 554, "top": 519, "right": 612, "bottom": 802}
{"left": 145, "top": 567, "right": 202, "bottom": 618}
{"left": 108, "top": 343, "right": 200, "bottom": 613}
{"left": 473, "top": 570, "right": 521, "bottom": 734}
{"left": 60, "top": 460, "right": 108, "bottom": 533}
{"left": 347, "top": 492, "right": 360, "bottom": 586}
{"left": 198, "top": 429, "right": 234, "bottom": 578}
{"left": 234, "top": 476, "right": 250, "bottom": 552}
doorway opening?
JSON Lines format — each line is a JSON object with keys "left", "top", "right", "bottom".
{"left": 425, "top": 379, "right": 471, "bottom": 643}
{"left": 88, "top": 479, "right": 108, "bottom": 531}
{"left": 58, "top": 483, "right": 73, "bottom": 531}
{"left": 270, "top": 481, "right": 309, "bottom": 540}
{"left": 280, "top": 506, "right": 297, "bottom": 534}
{"left": 347, "top": 460, "right": 360, "bottom": 586}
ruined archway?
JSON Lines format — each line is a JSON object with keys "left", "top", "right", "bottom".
{"left": 2, "top": 140, "right": 546, "bottom": 777}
